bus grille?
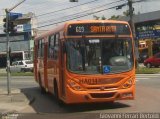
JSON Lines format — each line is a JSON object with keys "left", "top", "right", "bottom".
{"left": 90, "top": 92, "right": 115, "bottom": 98}
{"left": 96, "top": 78, "right": 122, "bottom": 84}
{"left": 87, "top": 86, "right": 118, "bottom": 90}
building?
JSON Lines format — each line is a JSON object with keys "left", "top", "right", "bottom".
{"left": 119, "top": 10, "right": 160, "bottom": 60}
{"left": 0, "top": 12, "right": 37, "bottom": 68}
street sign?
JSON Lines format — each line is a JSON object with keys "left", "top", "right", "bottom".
{"left": 16, "top": 24, "right": 31, "bottom": 32}
{"left": 16, "top": 25, "right": 23, "bottom": 32}
{"left": 9, "top": 12, "right": 22, "bottom": 20}
{"left": 136, "top": 30, "right": 160, "bottom": 39}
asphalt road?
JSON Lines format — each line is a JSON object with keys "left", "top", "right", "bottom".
{"left": 0, "top": 76, "right": 37, "bottom": 89}
{"left": 0, "top": 74, "right": 160, "bottom": 119}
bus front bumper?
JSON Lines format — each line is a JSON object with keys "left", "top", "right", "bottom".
{"left": 63, "top": 85, "right": 135, "bottom": 104}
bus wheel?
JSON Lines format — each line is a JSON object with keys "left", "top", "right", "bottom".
{"left": 39, "top": 74, "right": 46, "bottom": 94}
{"left": 54, "top": 82, "right": 64, "bottom": 106}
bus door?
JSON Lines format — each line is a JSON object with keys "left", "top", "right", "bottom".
{"left": 38, "top": 39, "right": 45, "bottom": 88}
{"left": 44, "top": 38, "right": 48, "bottom": 91}
{"left": 59, "top": 39, "right": 66, "bottom": 97}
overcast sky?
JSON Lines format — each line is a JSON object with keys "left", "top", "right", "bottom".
{"left": 0, "top": 0, "right": 160, "bottom": 30}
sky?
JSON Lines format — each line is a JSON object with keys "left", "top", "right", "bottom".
{"left": 0, "top": 0, "right": 160, "bottom": 30}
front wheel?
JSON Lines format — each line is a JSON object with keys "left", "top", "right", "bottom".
{"left": 39, "top": 74, "right": 46, "bottom": 94}
{"left": 54, "top": 82, "right": 64, "bottom": 106}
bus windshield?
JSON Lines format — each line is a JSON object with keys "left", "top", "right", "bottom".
{"left": 66, "top": 38, "right": 134, "bottom": 74}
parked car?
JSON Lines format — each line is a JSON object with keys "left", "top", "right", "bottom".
{"left": 138, "top": 48, "right": 148, "bottom": 63}
{"left": 143, "top": 52, "right": 160, "bottom": 68}
{"left": 9, "top": 60, "right": 33, "bottom": 72}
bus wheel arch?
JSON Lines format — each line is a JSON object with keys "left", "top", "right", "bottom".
{"left": 53, "top": 79, "right": 64, "bottom": 106}
{"left": 38, "top": 72, "right": 46, "bottom": 94}
{"left": 53, "top": 79, "right": 59, "bottom": 99}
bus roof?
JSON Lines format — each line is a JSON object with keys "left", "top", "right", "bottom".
{"left": 65, "top": 20, "right": 129, "bottom": 24}
{"left": 35, "top": 20, "right": 130, "bottom": 40}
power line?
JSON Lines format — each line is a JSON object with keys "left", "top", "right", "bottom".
{"left": 37, "top": 0, "right": 126, "bottom": 25}
{"left": 18, "top": 0, "right": 71, "bottom": 15}
{"left": 36, "top": 0, "right": 99, "bottom": 17}
{"left": 0, "top": 1, "right": 123, "bottom": 31}
{"left": 37, "top": 5, "right": 121, "bottom": 28}
{"left": 37, "top": 0, "right": 151, "bottom": 28}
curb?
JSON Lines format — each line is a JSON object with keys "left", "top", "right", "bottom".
{"left": 0, "top": 89, "right": 35, "bottom": 113}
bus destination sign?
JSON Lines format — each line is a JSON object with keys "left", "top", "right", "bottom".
{"left": 67, "top": 23, "right": 131, "bottom": 36}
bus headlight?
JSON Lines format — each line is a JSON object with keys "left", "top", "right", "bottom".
{"left": 68, "top": 80, "right": 85, "bottom": 91}
{"left": 122, "top": 78, "right": 134, "bottom": 89}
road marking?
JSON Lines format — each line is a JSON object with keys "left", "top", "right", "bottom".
{"left": 136, "top": 77, "right": 150, "bottom": 80}
{"left": 136, "top": 74, "right": 160, "bottom": 76}
{"left": 136, "top": 76, "right": 159, "bottom": 77}
{"left": 0, "top": 81, "right": 36, "bottom": 83}
{"left": 136, "top": 74, "right": 160, "bottom": 79}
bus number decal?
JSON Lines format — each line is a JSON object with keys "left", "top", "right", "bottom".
{"left": 76, "top": 26, "right": 84, "bottom": 33}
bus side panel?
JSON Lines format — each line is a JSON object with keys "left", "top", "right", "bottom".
{"left": 47, "top": 59, "right": 54, "bottom": 93}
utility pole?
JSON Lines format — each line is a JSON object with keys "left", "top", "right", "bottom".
{"left": 128, "top": 0, "right": 135, "bottom": 38}
{"left": 128, "top": 0, "right": 139, "bottom": 68}
{"left": 5, "top": 9, "right": 11, "bottom": 95}
{"left": 5, "top": 0, "right": 26, "bottom": 95}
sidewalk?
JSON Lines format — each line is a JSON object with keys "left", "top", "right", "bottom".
{"left": 0, "top": 88, "right": 34, "bottom": 114}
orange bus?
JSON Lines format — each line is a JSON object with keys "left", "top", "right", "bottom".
{"left": 34, "top": 20, "right": 135, "bottom": 104}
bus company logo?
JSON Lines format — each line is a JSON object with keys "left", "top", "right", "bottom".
{"left": 79, "top": 78, "right": 98, "bottom": 85}
{"left": 79, "top": 78, "right": 122, "bottom": 85}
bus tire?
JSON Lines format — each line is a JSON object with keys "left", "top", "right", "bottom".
{"left": 54, "top": 81, "right": 64, "bottom": 106}
{"left": 39, "top": 74, "right": 46, "bottom": 94}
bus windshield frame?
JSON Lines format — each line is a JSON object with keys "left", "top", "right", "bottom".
{"left": 65, "top": 37, "right": 134, "bottom": 74}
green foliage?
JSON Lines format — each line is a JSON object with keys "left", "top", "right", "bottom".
{"left": 108, "top": 15, "right": 120, "bottom": 20}
{"left": 101, "top": 15, "right": 106, "bottom": 20}
{"left": 93, "top": 15, "right": 106, "bottom": 20}
{"left": 93, "top": 15, "right": 100, "bottom": 20}
{"left": 0, "top": 72, "right": 34, "bottom": 76}
{"left": 123, "top": 10, "right": 130, "bottom": 16}
{"left": 136, "top": 67, "right": 160, "bottom": 74}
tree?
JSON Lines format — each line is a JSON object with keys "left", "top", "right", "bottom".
{"left": 123, "top": 10, "right": 130, "bottom": 16}
{"left": 101, "top": 15, "right": 106, "bottom": 20}
{"left": 108, "top": 15, "right": 120, "bottom": 20}
{"left": 93, "top": 15, "right": 106, "bottom": 20}
{"left": 93, "top": 15, "right": 100, "bottom": 20}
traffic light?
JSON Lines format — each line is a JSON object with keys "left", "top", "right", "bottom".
{"left": 3, "top": 17, "right": 7, "bottom": 33}
{"left": 8, "top": 21, "right": 16, "bottom": 33}
{"left": 3, "top": 17, "right": 16, "bottom": 33}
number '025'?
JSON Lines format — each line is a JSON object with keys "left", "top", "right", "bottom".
{"left": 76, "top": 26, "right": 84, "bottom": 33}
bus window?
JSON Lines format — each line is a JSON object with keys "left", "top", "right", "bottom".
{"left": 41, "top": 39, "right": 45, "bottom": 57}
{"left": 48, "top": 33, "right": 59, "bottom": 59}
{"left": 48, "top": 34, "right": 55, "bottom": 59}
{"left": 38, "top": 39, "right": 42, "bottom": 58}
{"left": 53, "top": 33, "right": 59, "bottom": 59}
{"left": 102, "top": 39, "right": 133, "bottom": 69}
{"left": 66, "top": 38, "right": 133, "bottom": 74}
